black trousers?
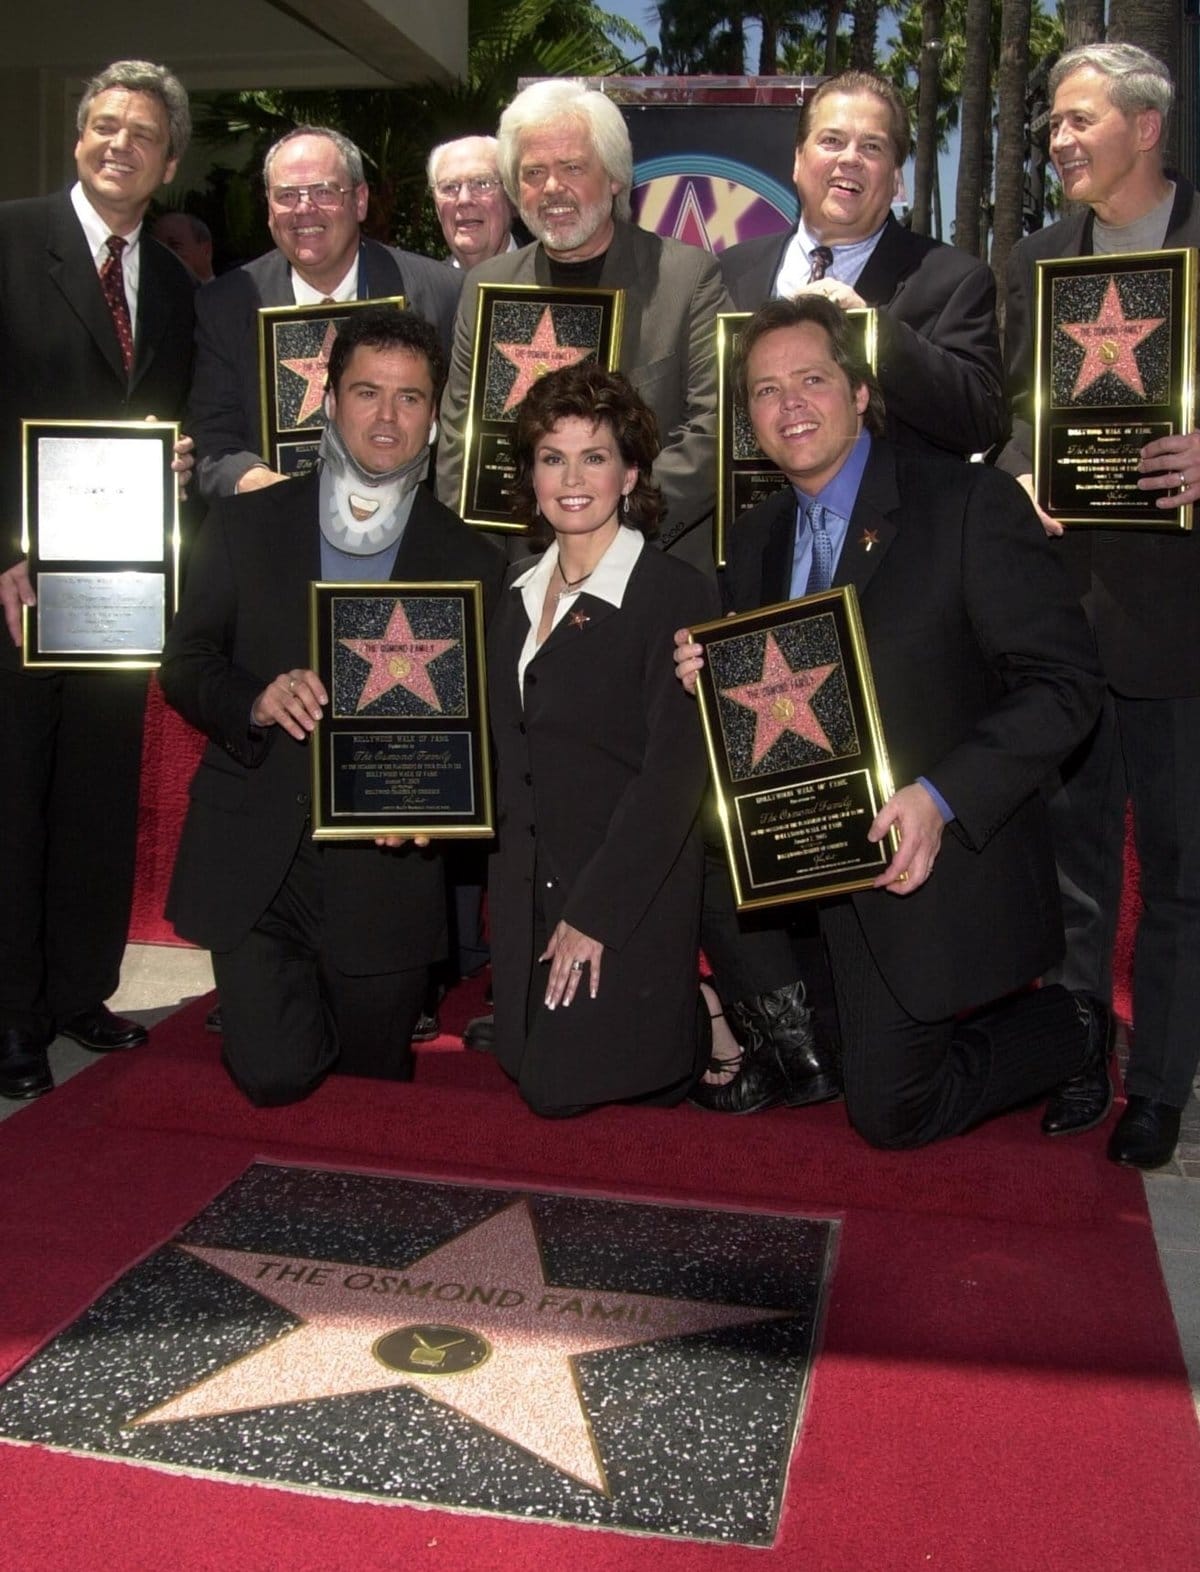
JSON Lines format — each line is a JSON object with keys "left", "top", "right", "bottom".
{"left": 0, "top": 666, "right": 146, "bottom": 1035}
{"left": 821, "top": 899, "right": 1087, "bottom": 1149}
{"left": 1048, "top": 690, "right": 1200, "bottom": 1107}
{"left": 213, "top": 836, "right": 427, "bottom": 1107}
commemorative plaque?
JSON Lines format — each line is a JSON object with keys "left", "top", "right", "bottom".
{"left": 692, "top": 587, "right": 895, "bottom": 910}
{"left": 309, "top": 581, "right": 493, "bottom": 841}
{"left": 1033, "top": 249, "right": 1196, "bottom": 530}
{"left": 21, "top": 419, "right": 178, "bottom": 669}
{"left": 259, "top": 296, "right": 407, "bottom": 479}
{"left": 458, "top": 283, "right": 624, "bottom": 529}
{"left": 715, "top": 308, "right": 878, "bottom": 566}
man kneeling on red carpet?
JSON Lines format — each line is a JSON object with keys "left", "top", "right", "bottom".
{"left": 674, "top": 297, "right": 1111, "bottom": 1149}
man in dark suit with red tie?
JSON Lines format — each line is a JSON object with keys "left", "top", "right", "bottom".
{"left": 0, "top": 60, "right": 197, "bottom": 1100}
{"left": 676, "top": 297, "right": 1109, "bottom": 1148}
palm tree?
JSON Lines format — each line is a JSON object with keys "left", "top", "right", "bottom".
{"left": 849, "top": 0, "right": 882, "bottom": 71}
{"left": 990, "top": 0, "right": 1031, "bottom": 303}
{"left": 1107, "top": 0, "right": 1183, "bottom": 169}
{"left": 953, "top": 0, "right": 992, "bottom": 255}
{"left": 1062, "top": 0, "right": 1104, "bottom": 49}
{"left": 911, "top": 0, "right": 946, "bottom": 235}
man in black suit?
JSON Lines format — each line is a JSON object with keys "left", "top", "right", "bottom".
{"left": 675, "top": 297, "right": 1109, "bottom": 1148}
{"left": 998, "top": 43, "right": 1200, "bottom": 1169}
{"left": 160, "top": 310, "right": 504, "bottom": 1107}
{"left": 0, "top": 59, "right": 197, "bottom": 1101}
{"left": 188, "top": 125, "right": 461, "bottom": 502}
{"left": 718, "top": 70, "right": 1004, "bottom": 462}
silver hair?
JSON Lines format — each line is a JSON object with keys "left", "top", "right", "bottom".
{"left": 427, "top": 134, "right": 502, "bottom": 189}
{"left": 497, "top": 80, "right": 632, "bottom": 221}
{"left": 1050, "top": 42, "right": 1173, "bottom": 119}
{"left": 263, "top": 125, "right": 366, "bottom": 190}
{"left": 77, "top": 60, "right": 191, "bottom": 162}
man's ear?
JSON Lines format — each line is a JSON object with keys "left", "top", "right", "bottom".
{"left": 428, "top": 417, "right": 439, "bottom": 446}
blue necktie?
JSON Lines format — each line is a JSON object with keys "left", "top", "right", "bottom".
{"left": 805, "top": 504, "right": 833, "bottom": 595}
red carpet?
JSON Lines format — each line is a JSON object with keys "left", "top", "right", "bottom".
{"left": 0, "top": 997, "right": 1197, "bottom": 1570}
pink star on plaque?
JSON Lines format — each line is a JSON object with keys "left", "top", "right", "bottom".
{"left": 722, "top": 633, "right": 836, "bottom": 768}
{"left": 339, "top": 602, "right": 457, "bottom": 713}
{"left": 495, "top": 307, "right": 591, "bottom": 412}
{"left": 280, "top": 321, "right": 338, "bottom": 425}
{"left": 127, "top": 1201, "right": 789, "bottom": 1493}
{"left": 1060, "top": 277, "right": 1164, "bottom": 399}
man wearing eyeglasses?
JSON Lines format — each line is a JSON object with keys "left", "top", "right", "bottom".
{"left": 428, "top": 137, "right": 520, "bottom": 271}
{"left": 188, "top": 124, "right": 460, "bottom": 500}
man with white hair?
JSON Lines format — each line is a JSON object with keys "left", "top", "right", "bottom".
{"left": 428, "top": 135, "right": 519, "bottom": 270}
{"left": 437, "top": 78, "right": 731, "bottom": 571}
{"left": 999, "top": 42, "right": 1200, "bottom": 1169}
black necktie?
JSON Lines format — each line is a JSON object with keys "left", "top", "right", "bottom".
{"left": 808, "top": 245, "right": 834, "bottom": 283}
{"left": 99, "top": 235, "right": 134, "bottom": 374}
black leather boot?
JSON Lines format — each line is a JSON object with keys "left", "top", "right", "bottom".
{"left": 689, "top": 981, "right": 840, "bottom": 1114}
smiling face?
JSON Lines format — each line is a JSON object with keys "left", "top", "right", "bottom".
{"left": 531, "top": 415, "right": 637, "bottom": 543}
{"left": 1048, "top": 66, "right": 1163, "bottom": 225}
{"left": 432, "top": 138, "right": 513, "bottom": 268}
{"left": 74, "top": 88, "right": 178, "bottom": 234}
{"left": 327, "top": 344, "right": 435, "bottom": 475}
{"left": 793, "top": 90, "right": 900, "bottom": 245}
{"left": 744, "top": 323, "right": 868, "bottom": 494}
{"left": 266, "top": 133, "right": 368, "bottom": 293}
{"left": 516, "top": 118, "right": 620, "bottom": 262}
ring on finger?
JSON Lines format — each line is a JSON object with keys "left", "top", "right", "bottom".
{"left": 570, "top": 959, "right": 584, "bottom": 972}
{"left": 1181, "top": 472, "right": 1188, "bottom": 489}
{"left": 288, "top": 676, "right": 297, "bottom": 692}
{"left": 897, "top": 871, "right": 909, "bottom": 883}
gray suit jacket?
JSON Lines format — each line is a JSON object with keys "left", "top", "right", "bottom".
{"left": 188, "top": 238, "right": 461, "bottom": 500}
{"left": 998, "top": 176, "right": 1200, "bottom": 695}
{"left": 436, "top": 220, "right": 731, "bottom": 570}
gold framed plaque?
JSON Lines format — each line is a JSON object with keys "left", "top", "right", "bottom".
{"left": 259, "top": 296, "right": 407, "bottom": 480}
{"left": 458, "top": 283, "right": 625, "bottom": 530}
{"left": 21, "top": 419, "right": 179, "bottom": 669}
{"left": 309, "top": 581, "right": 493, "bottom": 841}
{"left": 692, "top": 586, "right": 895, "bottom": 910}
{"left": 1033, "top": 249, "right": 1196, "bottom": 530}
{"left": 715, "top": 308, "right": 878, "bottom": 566}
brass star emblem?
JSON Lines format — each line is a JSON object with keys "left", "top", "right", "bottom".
{"left": 859, "top": 529, "right": 879, "bottom": 552}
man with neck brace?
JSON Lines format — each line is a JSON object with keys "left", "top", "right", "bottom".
{"left": 160, "top": 309, "right": 504, "bottom": 1107}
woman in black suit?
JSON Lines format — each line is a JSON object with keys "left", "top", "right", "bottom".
{"left": 487, "top": 365, "right": 719, "bottom": 1116}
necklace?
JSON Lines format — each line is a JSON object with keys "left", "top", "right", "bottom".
{"left": 555, "top": 561, "right": 592, "bottom": 602}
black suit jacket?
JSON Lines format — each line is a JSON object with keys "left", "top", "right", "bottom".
{"left": 719, "top": 215, "right": 1005, "bottom": 459}
{"left": 0, "top": 191, "right": 196, "bottom": 581}
{"left": 998, "top": 177, "right": 1200, "bottom": 696}
{"left": 159, "top": 472, "right": 505, "bottom": 968}
{"left": 188, "top": 238, "right": 462, "bottom": 500}
{"left": 725, "top": 439, "right": 1104, "bottom": 1020}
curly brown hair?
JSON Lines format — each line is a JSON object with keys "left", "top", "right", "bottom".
{"left": 511, "top": 363, "right": 664, "bottom": 541}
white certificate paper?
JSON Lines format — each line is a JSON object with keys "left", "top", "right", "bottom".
{"left": 37, "top": 436, "right": 165, "bottom": 562}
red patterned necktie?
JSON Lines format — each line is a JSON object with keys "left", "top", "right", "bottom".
{"left": 99, "top": 234, "right": 134, "bottom": 374}
{"left": 808, "top": 245, "right": 834, "bottom": 283}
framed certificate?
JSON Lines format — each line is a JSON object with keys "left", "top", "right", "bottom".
{"left": 691, "top": 586, "right": 895, "bottom": 910}
{"left": 1033, "top": 249, "right": 1196, "bottom": 530}
{"left": 715, "top": 308, "right": 878, "bottom": 566}
{"left": 309, "top": 581, "right": 494, "bottom": 841}
{"left": 458, "top": 283, "right": 625, "bottom": 529}
{"left": 21, "top": 419, "right": 178, "bottom": 669}
{"left": 259, "top": 296, "right": 407, "bottom": 479}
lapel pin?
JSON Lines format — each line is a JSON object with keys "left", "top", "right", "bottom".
{"left": 859, "top": 528, "right": 880, "bottom": 552}
{"left": 568, "top": 610, "right": 591, "bottom": 629}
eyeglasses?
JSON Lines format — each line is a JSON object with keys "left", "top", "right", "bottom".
{"left": 268, "top": 184, "right": 355, "bottom": 211}
{"left": 433, "top": 176, "right": 502, "bottom": 201}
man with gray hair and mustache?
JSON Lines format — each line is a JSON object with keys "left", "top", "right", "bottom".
{"left": 437, "top": 78, "right": 731, "bottom": 573}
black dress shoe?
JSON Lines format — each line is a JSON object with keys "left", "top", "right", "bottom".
{"left": 463, "top": 1013, "right": 495, "bottom": 1051}
{"left": 58, "top": 1005, "right": 148, "bottom": 1054}
{"left": 0, "top": 1027, "right": 54, "bottom": 1100}
{"left": 1041, "top": 993, "right": 1114, "bottom": 1136}
{"left": 411, "top": 1009, "right": 441, "bottom": 1044}
{"left": 690, "top": 982, "right": 840, "bottom": 1114}
{"left": 1107, "top": 1095, "right": 1183, "bottom": 1170}
{"left": 205, "top": 1004, "right": 224, "bottom": 1034}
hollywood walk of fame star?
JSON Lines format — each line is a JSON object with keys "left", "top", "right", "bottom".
{"left": 1060, "top": 277, "right": 1165, "bottom": 400}
{"left": 339, "top": 602, "right": 458, "bottom": 713}
{"left": 128, "top": 1200, "right": 790, "bottom": 1493}
{"left": 279, "top": 321, "right": 339, "bottom": 426}
{"left": 495, "top": 308, "right": 592, "bottom": 413}
{"left": 722, "top": 633, "right": 837, "bottom": 769}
